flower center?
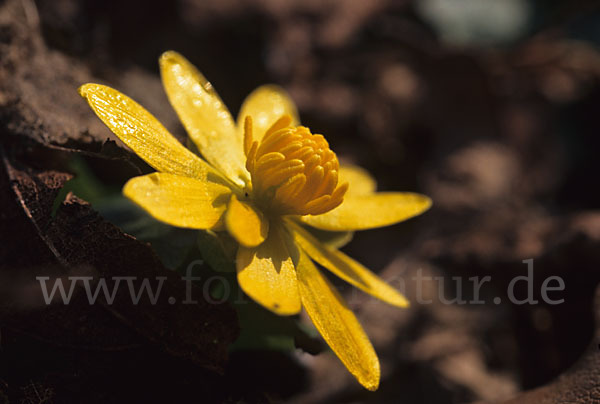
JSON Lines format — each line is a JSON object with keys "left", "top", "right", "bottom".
{"left": 243, "top": 115, "right": 348, "bottom": 216}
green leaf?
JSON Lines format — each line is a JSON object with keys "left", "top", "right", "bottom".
{"left": 230, "top": 299, "right": 324, "bottom": 354}
{"left": 95, "top": 195, "right": 198, "bottom": 270}
{"left": 52, "top": 156, "right": 114, "bottom": 217}
{"left": 196, "top": 230, "right": 237, "bottom": 273}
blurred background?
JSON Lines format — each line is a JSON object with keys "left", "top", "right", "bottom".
{"left": 2, "top": 0, "right": 600, "bottom": 403}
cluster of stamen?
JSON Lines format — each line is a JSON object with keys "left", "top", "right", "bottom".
{"left": 243, "top": 115, "right": 348, "bottom": 216}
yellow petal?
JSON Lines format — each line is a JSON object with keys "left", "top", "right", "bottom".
{"left": 123, "top": 173, "right": 231, "bottom": 229}
{"left": 339, "top": 164, "right": 377, "bottom": 195}
{"left": 302, "top": 192, "right": 432, "bottom": 231}
{"left": 289, "top": 221, "right": 408, "bottom": 307}
{"left": 296, "top": 249, "right": 380, "bottom": 391}
{"left": 237, "top": 85, "right": 299, "bottom": 143}
{"left": 301, "top": 224, "right": 354, "bottom": 249}
{"left": 236, "top": 222, "right": 301, "bottom": 315}
{"left": 159, "top": 51, "right": 248, "bottom": 186}
{"left": 79, "top": 83, "right": 217, "bottom": 180}
{"left": 225, "top": 194, "right": 269, "bottom": 248}
{"left": 318, "top": 164, "right": 374, "bottom": 245}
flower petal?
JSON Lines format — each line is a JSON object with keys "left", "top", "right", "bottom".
{"left": 79, "top": 83, "right": 217, "bottom": 180}
{"left": 237, "top": 85, "right": 299, "bottom": 142}
{"left": 225, "top": 194, "right": 269, "bottom": 248}
{"left": 304, "top": 164, "right": 376, "bottom": 247}
{"left": 159, "top": 51, "right": 248, "bottom": 186}
{"left": 296, "top": 249, "right": 380, "bottom": 391}
{"left": 123, "top": 173, "right": 231, "bottom": 229}
{"left": 236, "top": 222, "right": 301, "bottom": 315}
{"left": 301, "top": 192, "right": 432, "bottom": 231}
{"left": 340, "top": 164, "right": 377, "bottom": 195}
{"left": 289, "top": 221, "right": 408, "bottom": 307}
{"left": 300, "top": 224, "right": 354, "bottom": 249}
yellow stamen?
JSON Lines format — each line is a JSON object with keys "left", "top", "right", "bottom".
{"left": 244, "top": 115, "right": 348, "bottom": 216}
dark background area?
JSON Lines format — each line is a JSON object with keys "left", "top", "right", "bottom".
{"left": 1, "top": 0, "right": 600, "bottom": 403}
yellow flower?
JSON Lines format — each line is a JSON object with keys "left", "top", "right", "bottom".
{"left": 79, "top": 51, "right": 431, "bottom": 391}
